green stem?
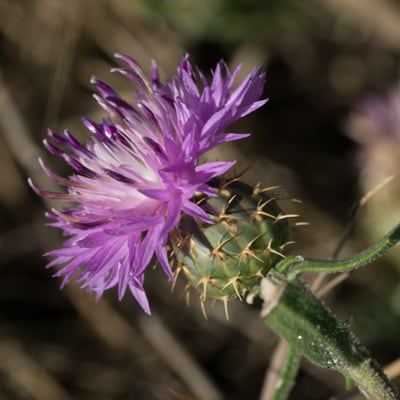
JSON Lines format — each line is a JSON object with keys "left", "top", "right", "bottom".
{"left": 262, "top": 280, "right": 400, "bottom": 400}
{"left": 268, "top": 345, "right": 301, "bottom": 400}
{"left": 348, "top": 360, "right": 400, "bottom": 400}
{"left": 271, "top": 223, "right": 400, "bottom": 282}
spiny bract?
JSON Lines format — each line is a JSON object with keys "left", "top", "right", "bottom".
{"left": 173, "top": 179, "right": 289, "bottom": 303}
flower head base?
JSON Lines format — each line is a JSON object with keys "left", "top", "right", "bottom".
{"left": 29, "top": 54, "right": 266, "bottom": 314}
{"left": 173, "top": 179, "right": 288, "bottom": 308}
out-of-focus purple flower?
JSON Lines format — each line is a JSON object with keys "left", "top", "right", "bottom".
{"left": 29, "top": 54, "right": 266, "bottom": 314}
{"left": 352, "top": 88, "right": 400, "bottom": 142}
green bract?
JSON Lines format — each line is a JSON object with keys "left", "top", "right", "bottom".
{"left": 174, "top": 180, "right": 289, "bottom": 301}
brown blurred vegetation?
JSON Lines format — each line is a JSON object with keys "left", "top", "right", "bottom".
{"left": 0, "top": 0, "right": 400, "bottom": 399}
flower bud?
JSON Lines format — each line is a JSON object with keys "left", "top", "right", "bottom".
{"left": 173, "top": 180, "right": 289, "bottom": 302}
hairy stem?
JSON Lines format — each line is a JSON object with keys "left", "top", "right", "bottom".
{"left": 268, "top": 223, "right": 400, "bottom": 285}
{"left": 262, "top": 280, "right": 400, "bottom": 400}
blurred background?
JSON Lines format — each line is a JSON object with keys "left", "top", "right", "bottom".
{"left": 0, "top": 0, "right": 400, "bottom": 399}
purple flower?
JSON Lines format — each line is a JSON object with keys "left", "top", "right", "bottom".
{"left": 355, "top": 89, "right": 400, "bottom": 141}
{"left": 29, "top": 54, "right": 266, "bottom": 314}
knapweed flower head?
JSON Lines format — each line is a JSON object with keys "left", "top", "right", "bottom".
{"left": 352, "top": 87, "right": 400, "bottom": 142}
{"left": 29, "top": 54, "right": 266, "bottom": 314}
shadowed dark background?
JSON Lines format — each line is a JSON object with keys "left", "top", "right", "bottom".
{"left": 0, "top": 1, "right": 399, "bottom": 399}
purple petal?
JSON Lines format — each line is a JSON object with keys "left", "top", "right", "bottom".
{"left": 195, "top": 161, "right": 236, "bottom": 182}
{"left": 139, "top": 188, "right": 171, "bottom": 201}
{"left": 129, "top": 280, "right": 151, "bottom": 315}
{"left": 91, "top": 76, "right": 119, "bottom": 98}
{"left": 156, "top": 244, "right": 174, "bottom": 281}
{"left": 181, "top": 199, "right": 213, "bottom": 224}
